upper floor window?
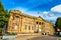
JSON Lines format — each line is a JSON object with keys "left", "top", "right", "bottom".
{"left": 39, "top": 22, "right": 41, "bottom": 25}
{"left": 15, "top": 16, "right": 19, "bottom": 20}
{"left": 28, "top": 26, "right": 30, "bottom": 30}
{"left": 36, "top": 22, "right": 38, "bottom": 24}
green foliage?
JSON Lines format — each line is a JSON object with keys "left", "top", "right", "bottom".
{"left": 10, "top": 33, "right": 17, "bottom": 35}
{"left": 55, "top": 17, "right": 61, "bottom": 30}
{"left": 6, "top": 32, "right": 17, "bottom": 35}
{"left": 0, "top": 1, "right": 9, "bottom": 31}
{"left": 0, "top": 1, "right": 4, "bottom": 12}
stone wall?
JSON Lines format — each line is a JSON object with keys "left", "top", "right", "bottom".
{"left": 7, "top": 10, "right": 55, "bottom": 35}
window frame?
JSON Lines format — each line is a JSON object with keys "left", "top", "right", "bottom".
{"left": 24, "top": 25, "right": 27, "bottom": 30}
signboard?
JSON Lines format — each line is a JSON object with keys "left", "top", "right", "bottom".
{"left": 2, "top": 35, "right": 17, "bottom": 39}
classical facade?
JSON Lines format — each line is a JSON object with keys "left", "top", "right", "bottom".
{"left": 7, "top": 10, "right": 55, "bottom": 35}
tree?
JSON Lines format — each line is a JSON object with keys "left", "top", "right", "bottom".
{"left": 55, "top": 17, "right": 61, "bottom": 31}
{"left": 0, "top": 1, "right": 9, "bottom": 32}
{"left": 0, "top": 1, "right": 4, "bottom": 12}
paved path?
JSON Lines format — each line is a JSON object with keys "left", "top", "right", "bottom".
{"left": 8, "top": 35, "right": 61, "bottom": 40}
{"left": 9, "top": 35, "right": 38, "bottom": 40}
{"left": 30, "top": 36, "right": 60, "bottom": 40}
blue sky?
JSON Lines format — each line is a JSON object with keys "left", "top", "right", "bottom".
{"left": 2, "top": 0, "right": 61, "bottom": 23}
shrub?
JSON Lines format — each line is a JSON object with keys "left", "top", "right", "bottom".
{"left": 10, "top": 33, "right": 17, "bottom": 35}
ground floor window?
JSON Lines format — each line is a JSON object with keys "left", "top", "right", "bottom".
{"left": 28, "top": 26, "right": 30, "bottom": 30}
{"left": 24, "top": 25, "right": 34, "bottom": 30}
{"left": 24, "top": 25, "right": 27, "bottom": 30}
{"left": 14, "top": 24, "right": 18, "bottom": 30}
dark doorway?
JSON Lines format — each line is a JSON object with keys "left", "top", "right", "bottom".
{"left": 42, "top": 33, "right": 46, "bottom": 35}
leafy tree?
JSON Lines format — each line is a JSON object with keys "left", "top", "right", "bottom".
{"left": 0, "top": 1, "right": 9, "bottom": 32}
{"left": 0, "top": 1, "right": 4, "bottom": 12}
{"left": 55, "top": 17, "right": 61, "bottom": 31}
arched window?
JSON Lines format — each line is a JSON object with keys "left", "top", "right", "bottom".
{"left": 15, "top": 16, "right": 19, "bottom": 20}
{"left": 36, "top": 22, "right": 38, "bottom": 24}
{"left": 14, "top": 24, "right": 18, "bottom": 30}
{"left": 39, "top": 22, "right": 41, "bottom": 25}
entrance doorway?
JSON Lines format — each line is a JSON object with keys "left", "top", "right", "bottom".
{"left": 42, "top": 33, "right": 46, "bottom": 35}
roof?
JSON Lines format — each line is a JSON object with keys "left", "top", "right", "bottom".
{"left": 10, "top": 10, "right": 53, "bottom": 24}
{"left": 10, "top": 10, "right": 37, "bottom": 19}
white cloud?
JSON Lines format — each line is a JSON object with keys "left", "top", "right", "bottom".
{"left": 48, "top": 13, "right": 55, "bottom": 17}
{"left": 24, "top": 11, "right": 38, "bottom": 17}
{"left": 10, "top": 7, "right": 40, "bottom": 17}
{"left": 44, "top": 16, "right": 57, "bottom": 21}
{"left": 43, "top": 11, "right": 55, "bottom": 17}
{"left": 9, "top": 7, "right": 56, "bottom": 23}
{"left": 51, "top": 4, "right": 61, "bottom": 13}
{"left": 43, "top": 11, "right": 49, "bottom": 14}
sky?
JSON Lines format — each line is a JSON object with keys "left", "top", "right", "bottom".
{"left": 1, "top": 0, "right": 61, "bottom": 23}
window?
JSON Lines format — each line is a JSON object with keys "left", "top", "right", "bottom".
{"left": 39, "top": 22, "right": 41, "bottom": 25}
{"left": 14, "top": 24, "right": 17, "bottom": 30}
{"left": 15, "top": 16, "right": 19, "bottom": 20}
{"left": 36, "top": 25, "right": 38, "bottom": 28}
{"left": 36, "top": 22, "right": 38, "bottom": 24}
{"left": 28, "top": 26, "right": 30, "bottom": 30}
{"left": 24, "top": 25, "right": 27, "bottom": 30}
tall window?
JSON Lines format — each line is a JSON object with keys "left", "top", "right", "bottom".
{"left": 15, "top": 16, "right": 19, "bottom": 20}
{"left": 14, "top": 24, "right": 17, "bottom": 30}
{"left": 28, "top": 26, "right": 30, "bottom": 30}
{"left": 24, "top": 25, "right": 27, "bottom": 30}
{"left": 36, "top": 22, "right": 38, "bottom": 24}
{"left": 39, "top": 22, "right": 41, "bottom": 25}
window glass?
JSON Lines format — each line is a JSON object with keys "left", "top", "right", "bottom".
{"left": 15, "top": 16, "right": 19, "bottom": 20}
{"left": 39, "top": 22, "right": 41, "bottom": 25}
{"left": 24, "top": 25, "right": 27, "bottom": 30}
{"left": 36, "top": 22, "right": 38, "bottom": 24}
{"left": 28, "top": 26, "right": 30, "bottom": 30}
{"left": 14, "top": 24, "right": 17, "bottom": 30}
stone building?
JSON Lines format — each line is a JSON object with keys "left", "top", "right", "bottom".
{"left": 7, "top": 10, "right": 55, "bottom": 35}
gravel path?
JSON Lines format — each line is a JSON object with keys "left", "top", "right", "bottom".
{"left": 30, "top": 36, "right": 60, "bottom": 40}
{"left": 6, "top": 35, "right": 61, "bottom": 40}
{"left": 8, "top": 35, "right": 38, "bottom": 40}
